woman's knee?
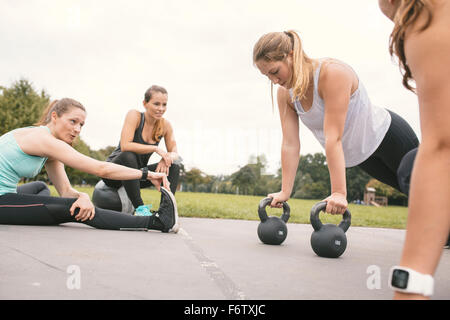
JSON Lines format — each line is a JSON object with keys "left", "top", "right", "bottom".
{"left": 114, "top": 151, "right": 139, "bottom": 168}
{"left": 17, "top": 181, "right": 51, "bottom": 196}
{"left": 34, "top": 181, "right": 50, "bottom": 190}
{"left": 36, "top": 181, "right": 51, "bottom": 196}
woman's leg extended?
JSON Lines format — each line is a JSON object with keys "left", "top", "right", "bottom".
{"left": 0, "top": 193, "right": 160, "bottom": 230}
{"left": 17, "top": 181, "right": 51, "bottom": 196}
{"left": 102, "top": 151, "right": 144, "bottom": 208}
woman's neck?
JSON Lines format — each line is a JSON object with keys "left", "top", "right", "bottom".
{"left": 144, "top": 112, "right": 158, "bottom": 126}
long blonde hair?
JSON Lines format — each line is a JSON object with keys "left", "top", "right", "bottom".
{"left": 144, "top": 85, "right": 167, "bottom": 142}
{"left": 253, "top": 30, "right": 313, "bottom": 103}
{"left": 389, "top": 0, "right": 433, "bottom": 92}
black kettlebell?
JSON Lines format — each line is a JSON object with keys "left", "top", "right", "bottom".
{"left": 310, "top": 201, "right": 351, "bottom": 258}
{"left": 257, "top": 197, "right": 290, "bottom": 245}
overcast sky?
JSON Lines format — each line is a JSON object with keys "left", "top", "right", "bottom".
{"left": 0, "top": 1, "right": 420, "bottom": 176}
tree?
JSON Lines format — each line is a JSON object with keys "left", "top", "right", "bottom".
{"left": 346, "top": 166, "right": 371, "bottom": 201}
{"left": 291, "top": 153, "right": 372, "bottom": 201}
{"left": 292, "top": 153, "right": 330, "bottom": 199}
{"left": 183, "top": 168, "right": 207, "bottom": 192}
{"left": 0, "top": 79, "right": 50, "bottom": 136}
{"left": 231, "top": 165, "right": 257, "bottom": 195}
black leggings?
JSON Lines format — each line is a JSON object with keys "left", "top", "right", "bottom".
{"left": 103, "top": 151, "right": 180, "bottom": 208}
{"left": 0, "top": 182, "right": 156, "bottom": 230}
{"left": 357, "top": 110, "right": 419, "bottom": 193}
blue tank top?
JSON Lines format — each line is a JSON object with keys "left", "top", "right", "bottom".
{"left": 0, "top": 126, "right": 49, "bottom": 195}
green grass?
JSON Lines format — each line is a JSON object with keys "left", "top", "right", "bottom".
{"left": 51, "top": 186, "right": 408, "bottom": 229}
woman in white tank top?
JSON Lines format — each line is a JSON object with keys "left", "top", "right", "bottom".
{"left": 253, "top": 30, "right": 418, "bottom": 215}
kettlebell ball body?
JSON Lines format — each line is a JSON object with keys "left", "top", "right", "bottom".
{"left": 257, "top": 217, "right": 288, "bottom": 245}
{"left": 310, "top": 201, "right": 351, "bottom": 258}
{"left": 257, "top": 197, "right": 290, "bottom": 245}
{"left": 310, "top": 224, "right": 347, "bottom": 258}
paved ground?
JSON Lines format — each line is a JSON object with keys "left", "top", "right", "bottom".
{"left": 1, "top": 217, "right": 449, "bottom": 300}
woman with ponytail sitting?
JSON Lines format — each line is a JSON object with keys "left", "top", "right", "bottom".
{"left": 103, "top": 85, "right": 181, "bottom": 216}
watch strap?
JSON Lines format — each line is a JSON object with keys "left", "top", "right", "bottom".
{"left": 140, "top": 167, "right": 149, "bottom": 181}
{"left": 389, "top": 266, "right": 434, "bottom": 296}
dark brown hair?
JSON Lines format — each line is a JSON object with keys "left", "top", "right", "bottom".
{"left": 389, "top": 0, "right": 433, "bottom": 92}
{"left": 35, "top": 98, "right": 86, "bottom": 126}
{"left": 144, "top": 85, "right": 168, "bottom": 142}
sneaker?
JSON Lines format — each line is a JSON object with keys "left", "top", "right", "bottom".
{"left": 154, "top": 187, "right": 179, "bottom": 233}
{"left": 135, "top": 204, "right": 153, "bottom": 216}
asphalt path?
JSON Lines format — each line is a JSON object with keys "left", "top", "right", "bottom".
{"left": 1, "top": 217, "right": 449, "bottom": 300}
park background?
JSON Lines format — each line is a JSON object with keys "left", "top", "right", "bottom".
{"left": 0, "top": 1, "right": 418, "bottom": 206}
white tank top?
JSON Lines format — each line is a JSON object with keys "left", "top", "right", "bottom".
{"left": 289, "top": 60, "right": 391, "bottom": 167}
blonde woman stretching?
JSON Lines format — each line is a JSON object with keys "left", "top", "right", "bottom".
{"left": 379, "top": 0, "right": 450, "bottom": 299}
{"left": 253, "top": 30, "right": 419, "bottom": 215}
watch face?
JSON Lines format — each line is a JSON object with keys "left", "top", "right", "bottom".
{"left": 391, "top": 269, "right": 409, "bottom": 289}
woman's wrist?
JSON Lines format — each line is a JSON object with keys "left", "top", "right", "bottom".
{"left": 140, "top": 167, "right": 149, "bottom": 181}
{"left": 73, "top": 191, "right": 89, "bottom": 199}
{"left": 331, "top": 190, "right": 347, "bottom": 197}
{"left": 280, "top": 188, "right": 291, "bottom": 198}
{"left": 167, "top": 152, "right": 178, "bottom": 161}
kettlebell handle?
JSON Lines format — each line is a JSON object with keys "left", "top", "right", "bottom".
{"left": 310, "top": 201, "right": 351, "bottom": 232}
{"left": 258, "top": 197, "right": 290, "bottom": 223}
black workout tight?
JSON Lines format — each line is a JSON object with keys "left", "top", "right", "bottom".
{"left": 17, "top": 181, "right": 51, "bottom": 196}
{"left": 357, "top": 110, "right": 419, "bottom": 192}
{"left": 0, "top": 191, "right": 156, "bottom": 230}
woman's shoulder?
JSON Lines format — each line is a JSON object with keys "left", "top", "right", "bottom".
{"left": 11, "top": 126, "right": 56, "bottom": 158}
{"left": 320, "top": 58, "right": 355, "bottom": 77}
{"left": 162, "top": 118, "right": 173, "bottom": 132}
{"left": 318, "top": 58, "right": 358, "bottom": 91}
{"left": 13, "top": 126, "right": 50, "bottom": 139}
{"left": 123, "top": 109, "right": 143, "bottom": 126}
{"left": 125, "top": 109, "right": 142, "bottom": 118}
{"left": 277, "top": 86, "right": 292, "bottom": 100}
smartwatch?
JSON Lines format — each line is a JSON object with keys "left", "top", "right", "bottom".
{"left": 140, "top": 167, "right": 149, "bottom": 181}
{"left": 389, "top": 266, "right": 434, "bottom": 296}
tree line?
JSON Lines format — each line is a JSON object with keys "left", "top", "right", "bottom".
{"left": 1, "top": 79, "right": 407, "bottom": 205}
{"left": 180, "top": 153, "right": 407, "bottom": 205}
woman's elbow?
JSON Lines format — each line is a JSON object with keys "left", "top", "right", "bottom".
{"left": 281, "top": 141, "right": 300, "bottom": 153}
{"left": 120, "top": 143, "right": 131, "bottom": 153}
{"left": 325, "top": 133, "right": 343, "bottom": 145}
{"left": 95, "top": 162, "right": 110, "bottom": 178}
